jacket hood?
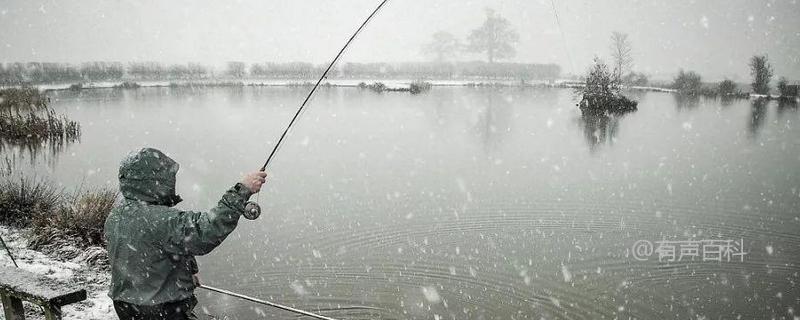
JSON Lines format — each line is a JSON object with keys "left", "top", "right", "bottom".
{"left": 118, "top": 148, "right": 183, "bottom": 207}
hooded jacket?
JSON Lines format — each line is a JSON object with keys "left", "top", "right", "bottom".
{"left": 104, "top": 148, "right": 253, "bottom": 305}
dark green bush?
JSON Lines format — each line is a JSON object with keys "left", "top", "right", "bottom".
{"left": 749, "top": 55, "right": 773, "bottom": 95}
{"left": 718, "top": 79, "right": 738, "bottom": 96}
{"left": 623, "top": 72, "right": 649, "bottom": 86}
{"left": 578, "top": 59, "right": 637, "bottom": 114}
{"left": 776, "top": 77, "right": 797, "bottom": 98}
{"left": 114, "top": 81, "right": 141, "bottom": 89}
{"left": 672, "top": 70, "right": 703, "bottom": 95}
{"left": 410, "top": 81, "right": 432, "bottom": 94}
{"left": 358, "top": 82, "right": 386, "bottom": 93}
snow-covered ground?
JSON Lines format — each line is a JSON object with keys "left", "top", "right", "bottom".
{"left": 0, "top": 226, "right": 114, "bottom": 320}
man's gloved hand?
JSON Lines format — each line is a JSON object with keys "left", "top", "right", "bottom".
{"left": 241, "top": 171, "right": 268, "bottom": 193}
{"left": 192, "top": 274, "right": 201, "bottom": 287}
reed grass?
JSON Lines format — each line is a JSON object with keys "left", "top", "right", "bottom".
{"left": 0, "top": 88, "right": 81, "bottom": 143}
{"left": 0, "top": 87, "right": 48, "bottom": 113}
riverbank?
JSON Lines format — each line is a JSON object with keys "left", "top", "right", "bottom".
{"left": 0, "top": 174, "right": 116, "bottom": 318}
{"left": 0, "top": 226, "right": 112, "bottom": 320}
{"left": 9, "top": 78, "right": 796, "bottom": 101}
{"left": 0, "top": 178, "right": 225, "bottom": 319}
{"left": 0, "top": 78, "right": 662, "bottom": 91}
{"left": 12, "top": 78, "right": 545, "bottom": 91}
{"left": 23, "top": 78, "right": 794, "bottom": 100}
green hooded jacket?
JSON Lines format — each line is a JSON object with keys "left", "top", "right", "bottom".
{"left": 104, "top": 148, "right": 253, "bottom": 305}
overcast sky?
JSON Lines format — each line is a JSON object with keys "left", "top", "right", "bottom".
{"left": 1, "top": 0, "right": 798, "bottom": 81}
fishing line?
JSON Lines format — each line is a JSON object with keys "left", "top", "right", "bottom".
{"left": 549, "top": 0, "right": 576, "bottom": 77}
{"left": 259, "top": 0, "right": 390, "bottom": 172}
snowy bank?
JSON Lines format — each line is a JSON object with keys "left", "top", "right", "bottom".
{"left": 9, "top": 78, "right": 551, "bottom": 91}
{"left": 0, "top": 226, "right": 114, "bottom": 320}
{"left": 6, "top": 78, "right": 693, "bottom": 94}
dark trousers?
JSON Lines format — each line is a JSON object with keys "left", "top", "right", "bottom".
{"left": 113, "top": 296, "right": 198, "bottom": 320}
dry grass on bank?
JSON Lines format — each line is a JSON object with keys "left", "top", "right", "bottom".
{"left": 0, "top": 177, "right": 117, "bottom": 250}
{"left": 0, "top": 176, "right": 61, "bottom": 226}
{"left": 30, "top": 189, "right": 117, "bottom": 248}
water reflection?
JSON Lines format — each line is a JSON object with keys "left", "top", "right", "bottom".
{"left": 720, "top": 96, "right": 737, "bottom": 107}
{"left": 1, "top": 91, "right": 82, "bottom": 165}
{"left": 48, "top": 86, "right": 223, "bottom": 104}
{"left": 748, "top": 98, "right": 768, "bottom": 138}
{"left": 0, "top": 129, "right": 81, "bottom": 166}
{"left": 777, "top": 98, "right": 798, "bottom": 118}
{"left": 575, "top": 91, "right": 634, "bottom": 152}
{"left": 224, "top": 85, "right": 246, "bottom": 104}
{"left": 621, "top": 89, "right": 646, "bottom": 102}
{"left": 674, "top": 93, "right": 701, "bottom": 110}
{"left": 471, "top": 90, "right": 513, "bottom": 154}
{"left": 578, "top": 113, "right": 622, "bottom": 152}
{"left": 49, "top": 87, "right": 125, "bottom": 103}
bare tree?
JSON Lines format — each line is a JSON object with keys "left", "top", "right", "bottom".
{"left": 467, "top": 9, "right": 519, "bottom": 64}
{"left": 422, "top": 31, "right": 461, "bottom": 62}
{"left": 749, "top": 55, "right": 773, "bottom": 95}
{"left": 226, "top": 61, "right": 246, "bottom": 78}
{"left": 609, "top": 31, "right": 633, "bottom": 81}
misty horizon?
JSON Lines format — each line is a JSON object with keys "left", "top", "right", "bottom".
{"left": 2, "top": 0, "right": 798, "bottom": 82}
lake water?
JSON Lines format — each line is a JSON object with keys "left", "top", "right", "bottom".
{"left": 5, "top": 86, "right": 800, "bottom": 319}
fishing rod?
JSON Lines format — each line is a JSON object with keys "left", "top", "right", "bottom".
{"left": 0, "top": 234, "right": 19, "bottom": 267}
{"left": 260, "top": 0, "right": 390, "bottom": 172}
{"left": 0, "top": 231, "right": 340, "bottom": 319}
{"left": 200, "top": 284, "right": 339, "bottom": 320}
{"left": 242, "top": 0, "right": 390, "bottom": 221}
{"left": 0, "top": 233, "right": 47, "bottom": 315}
{"left": 549, "top": 0, "right": 575, "bottom": 76}
{"left": 212, "top": 1, "right": 390, "bottom": 319}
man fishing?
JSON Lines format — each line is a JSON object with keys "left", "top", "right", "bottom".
{"left": 100, "top": 1, "right": 387, "bottom": 318}
{"left": 104, "top": 147, "right": 267, "bottom": 320}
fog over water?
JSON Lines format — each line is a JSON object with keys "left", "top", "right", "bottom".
{"left": 1, "top": 0, "right": 799, "bottom": 80}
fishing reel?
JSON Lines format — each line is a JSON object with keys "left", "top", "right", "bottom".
{"left": 243, "top": 201, "right": 261, "bottom": 220}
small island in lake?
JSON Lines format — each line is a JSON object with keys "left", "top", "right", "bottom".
{"left": 577, "top": 58, "right": 638, "bottom": 115}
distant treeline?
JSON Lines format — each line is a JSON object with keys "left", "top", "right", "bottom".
{"left": 0, "top": 61, "right": 560, "bottom": 84}
{"left": 252, "top": 61, "right": 561, "bottom": 80}
{"left": 0, "top": 62, "right": 124, "bottom": 84}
